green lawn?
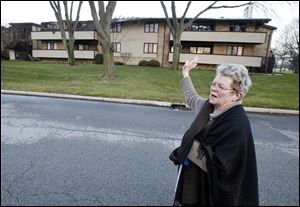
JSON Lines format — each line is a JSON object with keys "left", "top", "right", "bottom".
{"left": 1, "top": 60, "right": 299, "bottom": 110}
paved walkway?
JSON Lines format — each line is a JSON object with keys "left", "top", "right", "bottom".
{"left": 1, "top": 89, "right": 299, "bottom": 115}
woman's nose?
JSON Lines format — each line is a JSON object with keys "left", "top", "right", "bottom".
{"left": 211, "top": 88, "right": 217, "bottom": 93}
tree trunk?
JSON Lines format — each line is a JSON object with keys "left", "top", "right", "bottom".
{"left": 279, "top": 59, "right": 285, "bottom": 72}
{"left": 172, "top": 38, "right": 181, "bottom": 71}
{"left": 102, "top": 41, "right": 115, "bottom": 80}
{"left": 88, "top": 1, "right": 116, "bottom": 80}
{"left": 68, "top": 35, "right": 76, "bottom": 66}
{"left": 49, "top": 1, "right": 83, "bottom": 67}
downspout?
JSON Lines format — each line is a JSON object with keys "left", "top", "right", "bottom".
{"left": 162, "top": 20, "right": 166, "bottom": 68}
{"left": 265, "top": 32, "right": 272, "bottom": 73}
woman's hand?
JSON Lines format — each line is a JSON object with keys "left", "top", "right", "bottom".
{"left": 182, "top": 57, "right": 198, "bottom": 78}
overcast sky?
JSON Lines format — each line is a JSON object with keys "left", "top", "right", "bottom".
{"left": 1, "top": 1, "right": 299, "bottom": 48}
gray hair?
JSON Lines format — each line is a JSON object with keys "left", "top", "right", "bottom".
{"left": 216, "top": 64, "right": 252, "bottom": 96}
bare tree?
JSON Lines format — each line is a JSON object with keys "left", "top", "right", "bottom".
{"left": 49, "top": 1, "right": 83, "bottom": 66}
{"left": 89, "top": 1, "right": 116, "bottom": 80}
{"left": 273, "top": 48, "right": 289, "bottom": 72}
{"left": 160, "top": 1, "right": 255, "bottom": 70}
{"left": 275, "top": 18, "right": 299, "bottom": 72}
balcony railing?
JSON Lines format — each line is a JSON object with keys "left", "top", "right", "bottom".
{"left": 32, "top": 50, "right": 96, "bottom": 59}
{"left": 31, "top": 31, "right": 97, "bottom": 40}
{"left": 171, "top": 31, "right": 266, "bottom": 44}
{"left": 169, "top": 53, "right": 262, "bottom": 67}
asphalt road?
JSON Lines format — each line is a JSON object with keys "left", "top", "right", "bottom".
{"left": 1, "top": 94, "right": 299, "bottom": 206}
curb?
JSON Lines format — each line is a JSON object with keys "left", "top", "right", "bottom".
{"left": 1, "top": 90, "right": 299, "bottom": 115}
{"left": 1, "top": 90, "right": 171, "bottom": 108}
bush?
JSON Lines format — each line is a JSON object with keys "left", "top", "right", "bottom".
{"left": 114, "top": 61, "right": 124, "bottom": 65}
{"left": 15, "top": 52, "right": 30, "bottom": 60}
{"left": 1, "top": 50, "right": 9, "bottom": 60}
{"left": 138, "top": 60, "right": 148, "bottom": 66}
{"left": 138, "top": 59, "right": 160, "bottom": 67}
{"left": 148, "top": 59, "right": 160, "bottom": 67}
{"left": 94, "top": 53, "right": 103, "bottom": 64}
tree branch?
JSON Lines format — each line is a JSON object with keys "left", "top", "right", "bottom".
{"left": 74, "top": 1, "right": 83, "bottom": 29}
{"left": 186, "top": 1, "right": 217, "bottom": 26}
{"left": 160, "top": 1, "right": 174, "bottom": 35}
{"left": 105, "top": 1, "right": 116, "bottom": 23}
{"left": 88, "top": 1, "right": 109, "bottom": 42}
{"left": 180, "top": 1, "right": 191, "bottom": 28}
{"left": 63, "top": 1, "right": 70, "bottom": 30}
{"left": 70, "top": 1, "right": 74, "bottom": 22}
{"left": 98, "top": 1, "right": 106, "bottom": 22}
{"left": 211, "top": 2, "right": 254, "bottom": 9}
{"left": 171, "top": 1, "right": 178, "bottom": 29}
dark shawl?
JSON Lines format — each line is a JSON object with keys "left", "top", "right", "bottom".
{"left": 170, "top": 101, "right": 259, "bottom": 206}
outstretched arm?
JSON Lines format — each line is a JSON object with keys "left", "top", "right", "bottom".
{"left": 181, "top": 57, "right": 206, "bottom": 113}
{"left": 182, "top": 57, "right": 198, "bottom": 78}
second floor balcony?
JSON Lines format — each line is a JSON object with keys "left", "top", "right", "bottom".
{"left": 169, "top": 53, "right": 262, "bottom": 67}
{"left": 171, "top": 31, "right": 266, "bottom": 44}
{"left": 32, "top": 50, "right": 96, "bottom": 59}
{"left": 31, "top": 31, "right": 97, "bottom": 40}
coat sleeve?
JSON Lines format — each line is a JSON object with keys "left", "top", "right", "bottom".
{"left": 180, "top": 76, "right": 206, "bottom": 113}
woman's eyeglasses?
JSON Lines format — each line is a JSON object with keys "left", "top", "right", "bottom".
{"left": 210, "top": 82, "right": 234, "bottom": 91}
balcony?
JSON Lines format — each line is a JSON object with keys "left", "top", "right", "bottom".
{"left": 169, "top": 53, "right": 262, "bottom": 67}
{"left": 31, "top": 31, "right": 97, "bottom": 40}
{"left": 171, "top": 31, "right": 266, "bottom": 44}
{"left": 32, "top": 50, "right": 96, "bottom": 59}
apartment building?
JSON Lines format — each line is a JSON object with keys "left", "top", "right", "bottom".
{"left": 1, "top": 23, "right": 41, "bottom": 60}
{"left": 31, "top": 17, "right": 276, "bottom": 72}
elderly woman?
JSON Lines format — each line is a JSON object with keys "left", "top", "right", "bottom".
{"left": 169, "top": 60, "right": 258, "bottom": 206}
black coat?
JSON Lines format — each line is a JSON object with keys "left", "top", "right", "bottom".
{"left": 170, "top": 102, "right": 259, "bottom": 206}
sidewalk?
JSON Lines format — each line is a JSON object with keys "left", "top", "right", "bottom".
{"left": 1, "top": 89, "right": 299, "bottom": 115}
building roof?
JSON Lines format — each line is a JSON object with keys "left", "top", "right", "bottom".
{"left": 111, "top": 17, "right": 275, "bottom": 29}
{"left": 9, "top": 22, "right": 41, "bottom": 27}
{"left": 111, "top": 17, "right": 272, "bottom": 24}
{"left": 39, "top": 17, "right": 273, "bottom": 25}
{"left": 262, "top": 24, "right": 277, "bottom": 30}
{"left": 38, "top": 17, "right": 276, "bottom": 31}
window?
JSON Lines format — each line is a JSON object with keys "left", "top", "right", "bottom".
{"left": 47, "top": 23, "right": 58, "bottom": 30}
{"left": 84, "top": 45, "right": 89, "bottom": 50}
{"left": 47, "top": 42, "right": 57, "bottom": 50}
{"left": 111, "top": 23, "right": 122, "bottom": 33}
{"left": 203, "top": 47, "right": 211, "bottom": 54}
{"left": 145, "top": 23, "right": 159, "bottom": 33}
{"left": 190, "top": 47, "right": 197, "bottom": 54}
{"left": 230, "top": 24, "right": 246, "bottom": 32}
{"left": 144, "top": 43, "right": 158, "bottom": 53}
{"left": 227, "top": 45, "right": 243, "bottom": 55}
{"left": 190, "top": 47, "right": 211, "bottom": 54}
{"left": 75, "top": 44, "right": 89, "bottom": 50}
{"left": 112, "top": 42, "right": 121, "bottom": 53}
{"left": 191, "top": 23, "right": 213, "bottom": 31}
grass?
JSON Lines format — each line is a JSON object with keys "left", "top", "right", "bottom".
{"left": 1, "top": 60, "right": 299, "bottom": 110}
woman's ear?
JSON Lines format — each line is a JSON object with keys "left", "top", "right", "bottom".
{"left": 236, "top": 91, "right": 245, "bottom": 101}
{"left": 233, "top": 91, "right": 244, "bottom": 102}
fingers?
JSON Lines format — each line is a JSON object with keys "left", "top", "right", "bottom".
{"left": 190, "top": 60, "right": 196, "bottom": 67}
{"left": 188, "top": 60, "right": 197, "bottom": 69}
{"left": 183, "top": 60, "right": 189, "bottom": 70}
{"left": 183, "top": 58, "right": 198, "bottom": 70}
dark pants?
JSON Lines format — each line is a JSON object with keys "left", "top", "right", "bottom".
{"left": 181, "top": 162, "right": 209, "bottom": 206}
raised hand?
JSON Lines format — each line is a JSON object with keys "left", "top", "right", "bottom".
{"left": 182, "top": 57, "right": 198, "bottom": 77}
